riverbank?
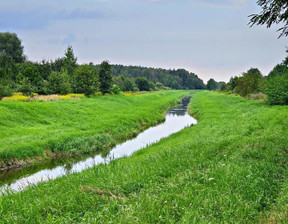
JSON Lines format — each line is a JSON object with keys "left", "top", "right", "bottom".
{"left": 0, "top": 91, "right": 189, "bottom": 171}
{"left": 1, "top": 91, "right": 288, "bottom": 223}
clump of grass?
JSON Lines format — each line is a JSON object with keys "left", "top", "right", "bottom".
{"left": 50, "top": 134, "right": 115, "bottom": 155}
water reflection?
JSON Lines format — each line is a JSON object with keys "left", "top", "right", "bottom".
{"left": 0, "top": 96, "right": 197, "bottom": 193}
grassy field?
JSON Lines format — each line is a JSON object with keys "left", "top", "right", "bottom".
{"left": 1, "top": 91, "right": 288, "bottom": 223}
{"left": 0, "top": 91, "right": 189, "bottom": 166}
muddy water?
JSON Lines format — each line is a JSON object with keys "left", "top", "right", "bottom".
{"left": 0, "top": 97, "right": 197, "bottom": 193}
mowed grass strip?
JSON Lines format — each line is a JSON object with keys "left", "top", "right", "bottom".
{"left": 0, "top": 91, "right": 189, "bottom": 162}
{"left": 1, "top": 91, "right": 288, "bottom": 223}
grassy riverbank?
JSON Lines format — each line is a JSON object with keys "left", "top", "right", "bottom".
{"left": 0, "top": 91, "right": 188, "bottom": 168}
{"left": 1, "top": 91, "right": 288, "bottom": 223}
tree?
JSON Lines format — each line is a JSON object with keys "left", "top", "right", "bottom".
{"left": 64, "top": 45, "right": 77, "bottom": 77}
{"left": 121, "top": 78, "right": 134, "bottom": 91}
{"left": 73, "top": 65, "right": 98, "bottom": 96}
{"left": 46, "top": 70, "right": 71, "bottom": 95}
{"left": 0, "top": 32, "right": 26, "bottom": 63}
{"left": 135, "top": 77, "right": 150, "bottom": 91}
{"left": 249, "top": 0, "right": 288, "bottom": 38}
{"left": 266, "top": 73, "right": 288, "bottom": 105}
{"left": 0, "top": 68, "right": 13, "bottom": 100}
{"left": 207, "top": 78, "right": 217, "bottom": 90}
{"left": 19, "top": 62, "right": 45, "bottom": 93}
{"left": 171, "top": 80, "right": 181, "bottom": 89}
{"left": 18, "top": 77, "right": 34, "bottom": 96}
{"left": 235, "top": 68, "right": 264, "bottom": 97}
{"left": 155, "top": 82, "right": 166, "bottom": 90}
{"left": 268, "top": 64, "right": 288, "bottom": 78}
{"left": 98, "top": 61, "right": 112, "bottom": 94}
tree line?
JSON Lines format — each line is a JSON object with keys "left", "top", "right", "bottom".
{"left": 206, "top": 49, "right": 288, "bottom": 105}
{"left": 0, "top": 32, "right": 206, "bottom": 100}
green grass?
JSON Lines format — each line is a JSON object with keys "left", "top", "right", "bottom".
{"left": 1, "top": 91, "right": 288, "bottom": 223}
{"left": 0, "top": 90, "right": 189, "bottom": 164}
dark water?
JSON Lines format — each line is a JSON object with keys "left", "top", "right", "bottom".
{"left": 0, "top": 97, "right": 197, "bottom": 193}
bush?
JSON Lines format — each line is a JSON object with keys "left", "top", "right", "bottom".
{"left": 265, "top": 73, "right": 288, "bottom": 105}
{"left": 111, "top": 84, "right": 121, "bottom": 94}
{"left": 121, "top": 78, "right": 134, "bottom": 91}
{"left": 73, "top": 65, "right": 98, "bottom": 96}
{"left": 0, "top": 81, "right": 13, "bottom": 100}
{"left": 18, "top": 77, "right": 35, "bottom": 96}
{"left": 46, "top": 70, "right": 71, "bottom": 95}
{"left": 135, "top": 77, "right": 150, "bottom": 91}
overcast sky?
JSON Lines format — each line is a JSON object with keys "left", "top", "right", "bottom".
{"left": 0, "top": 0, "right": 287, "bottom": 82}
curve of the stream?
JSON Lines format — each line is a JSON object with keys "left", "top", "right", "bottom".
{"left": 0, "top": 96, "right": 197, "bottom": 194}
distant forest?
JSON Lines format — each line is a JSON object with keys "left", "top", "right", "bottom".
{"left": 107, "top": 65, "right": 206, "bottom": 90}
{"left": 0, "top": 32, "right": 206, "bottom": 99}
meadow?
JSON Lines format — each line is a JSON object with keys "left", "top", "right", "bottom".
{"left": 0, "top": 91, "right": 188, "bottom": 168}
{"left": 1, "top": 91, "right": 288, "bottom": 223}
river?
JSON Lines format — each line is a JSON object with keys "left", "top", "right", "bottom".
{"left": 0, "top": 96, "right": 197, "bottom": 193}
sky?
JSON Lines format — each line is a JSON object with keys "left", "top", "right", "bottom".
{"left": 0, "top": 0, "right": 287, "bottom": 82}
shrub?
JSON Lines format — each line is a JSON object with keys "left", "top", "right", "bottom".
{"left": 73, "top": 65, "right": 98, "bottom": 96}
{"left": 46, "top": 70, "right": 71, "bottom": 95}
{"left": 111, "top": 84, "right": 121, "bottom": 94}
{"left": 0, "top": 81, "right": 13, "bottom": 100}
{"left": 135, "top": 77, "right": 150, "bottom": 91}
{"left": 265, "top": 73, "right": 288, "bottom": 105}
{"left": 18, "top": 77, "right": 35, "bottom": 96}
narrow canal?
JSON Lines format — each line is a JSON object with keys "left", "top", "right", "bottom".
{"left": 0, "top": 96, "right": 197, "bottom": 193}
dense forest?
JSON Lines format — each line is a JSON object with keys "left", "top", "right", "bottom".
{"left": 0, "top": 32, "right": 205, "bottom": 100}
{"left": 107, "top": 65, "right": 206, "bottom": 90}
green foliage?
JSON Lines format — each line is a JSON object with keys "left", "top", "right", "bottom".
{"left": 171, "top": 80, "right": 181, "bottom": 89}
{"left": 220, "top": 83, "right": 227, "bottom": 91}
{"left": 111, "top": 84, "right": 121, "bottom": 94}
{"left": 73, "top": 65, "right": 98, "bottom": 96}
{"left": 268, "top": 64, "right": 288, "bottom": 78}
{"left": 122, "top": 78, "right": 134, "bottom": 91}
{"left": 107, "top": 64, "right": 206, "bottom": 90}
{"left": 249, "top": 0, "right": 288, "bottom": 38}
{"left": 155, "top": 82, "right": 166, "bottom": 90}
{"left": 63, "top": 45, "right": 77, "bottom": 77}
{"left": 0, "top": 79, "right": 13, "bottom": 100}
{"left": 46, "top": 70, "right": 71, "bottom": 95}
{"left": 0, "top": 32, "right": 26, "bottom": 63}
{"left": 265, "top": 73, "right": 288, "bottom": 105}
{"left": 18, "top": 77, "right": 35, "bottom": 96}
{"left": 99, "top": 61, "right": 112, "bottom": 94}
{"left": 135, "top": 77, "right": 150, "bottom": 91}
{"left": 207, "top": 78, "right": 217, "bottom": 90}
{"left": 149, "top": 81, "right": 155, "bottom": 90}
{"left": 235, "top": 68, "right": 264, "bottom": 97}
{"left": 19, "top": 62, "right": 45, "bottom": 94}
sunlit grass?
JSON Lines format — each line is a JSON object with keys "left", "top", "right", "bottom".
{"left": 1, "top": 91, "right": 288, "bottom": 223}
{"left": 0, "top": 90, "right": 188, "bottom": 165}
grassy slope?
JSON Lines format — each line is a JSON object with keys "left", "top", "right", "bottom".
{"left": 0, "top": 91, "right": 188, "bottom": 163}
{"left": 1, "top": 91, "right": 288, "bottom": 223}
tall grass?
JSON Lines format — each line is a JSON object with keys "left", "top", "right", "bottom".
{"left": 1, "top": 91, "right": 288, "bottom": 223}
{"left": 0, "top": 91, "right": 188, "bottom": 165}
